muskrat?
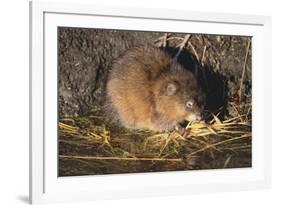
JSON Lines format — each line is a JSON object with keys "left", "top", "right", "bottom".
{"left": 106, "top": 45, "right": 205, "bottom": 132}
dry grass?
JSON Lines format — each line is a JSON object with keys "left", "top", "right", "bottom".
{"left": 58, "top": 102, "right": 251, "bottom": 176}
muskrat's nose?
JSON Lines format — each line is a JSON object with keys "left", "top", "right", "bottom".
{"left": 195, "top": 114, "right": 202, "bottom": 121}
{"left": 185, "top": 113, "right": 203, "bottom": 122}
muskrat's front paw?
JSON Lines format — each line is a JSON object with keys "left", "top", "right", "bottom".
{"left": 175, "top": 124, "right": 185, "bottom": 135}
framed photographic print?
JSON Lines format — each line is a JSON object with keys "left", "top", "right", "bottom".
{"left": 29, "top": 0, "right": 272, "bottom": 204}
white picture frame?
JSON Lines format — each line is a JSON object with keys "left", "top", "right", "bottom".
{"left": 29, "top": 0, "right": 272, "bottom": 204}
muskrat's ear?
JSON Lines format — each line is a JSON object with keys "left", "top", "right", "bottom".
{"left": 166, "top": 82, "right": 178, "bottom": 96}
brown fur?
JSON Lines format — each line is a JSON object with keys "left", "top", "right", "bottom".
{"left": 106, "top": 46, "right": 205, "bottom": 132}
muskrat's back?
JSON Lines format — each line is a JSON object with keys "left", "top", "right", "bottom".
{"left": 106, "top": 46, "right": 205, "bottom": 132}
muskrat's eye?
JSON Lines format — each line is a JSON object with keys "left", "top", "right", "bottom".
{"left": 186, "top": 100, "right": 193, "bottom": 109}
